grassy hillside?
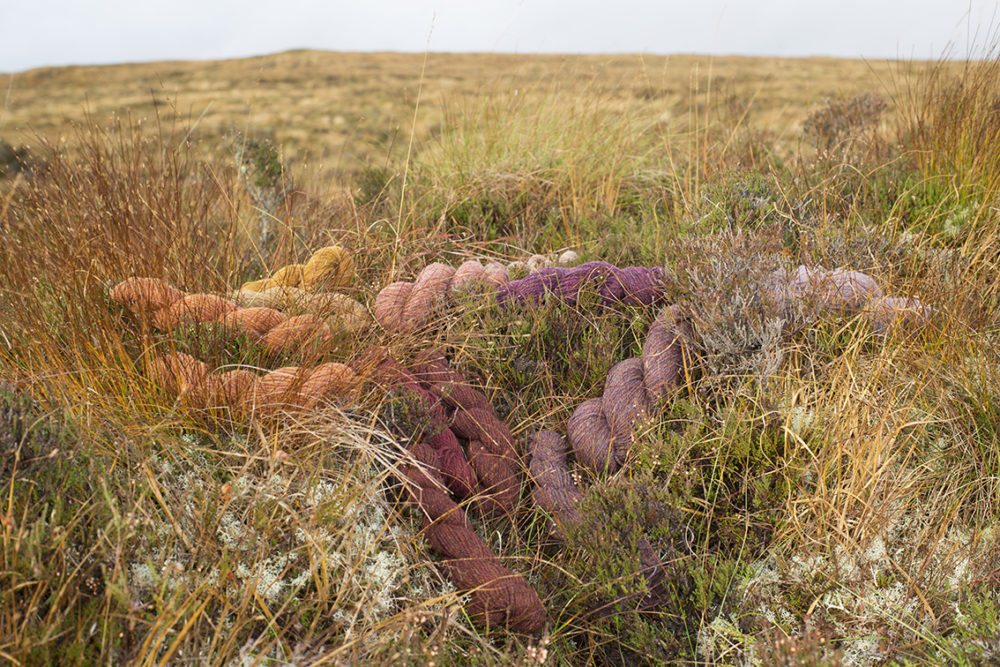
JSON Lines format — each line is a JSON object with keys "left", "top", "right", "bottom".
{"left": 0, "top": 49, "right": 997, "bottom": 665}
{"left": 0, "top": 50, "right": 950, "bottom": 178}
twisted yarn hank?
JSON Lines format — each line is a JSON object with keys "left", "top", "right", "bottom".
{"left": 239, "top": 245, "right": 356, "bottom": 293}
{"left": 411, "top": 352, "right": 521, "bottom": 519}
{"left": 498, "top": 261, "right": 666, "bottom": 308}
{"left": 357, "top": 350, "right": 545, "bottom": 633}
{"left": 111, "top": 277, "right": 368, "bottom": 355}
{"left": 362, "top": 354, "right": 478, "bottom": 499}
{"left": 401, "top": 443, "right": 546, "bottom": 633}
{"left": 529, "top": 431, "right": 584, "bottom": 527}
{"left": 567, "top": 305, "right": 690, "bottom": 473}
{"left": 375, "top": 259, "right": 511, "bottom": 333}
{"left": 560, "top": 266, "right": 929, "bottom": 474}
{"left": 763, "top": 265, "right": 932, "bottom": 332}
{"left": 523, "top": 307, "right": 699, "bottom": 614}
{"left": 524, "top": 264, "right": 932, "bottom": 619}
{"left": 528, "top": 431, "right": 673, "bottom": 609}
{"left": 149, "top": 352, "right": 358, "bottom": 418}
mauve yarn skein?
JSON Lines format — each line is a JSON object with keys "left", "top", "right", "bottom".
{"left": 363, "top": 354, "right": 479, "bottom": 499}
{"left": 528, "top": 430, "right": 675, "bottom": 610}
{"left": 762, "top": 264, "right": 932, "bottom": 331}
{"left": 567, "top": 305, "right": 690, "bottom": 473}
{"left": 401, "top": 444, "right": 546, "bottom": 633}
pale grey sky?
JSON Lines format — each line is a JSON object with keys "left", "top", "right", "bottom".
{"left": 2, "top": 0, "right": 997, "bottom": 72}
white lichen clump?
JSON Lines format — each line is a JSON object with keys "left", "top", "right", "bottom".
{"left": 699, "top": 505, "right": 996, "bottom": 666}
{"left": 127, "top": 448, "right": 450, "bottom": 640}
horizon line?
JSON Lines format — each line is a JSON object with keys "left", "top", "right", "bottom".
{"left": 3, "top": 45, "right": 975, "bottom": 76}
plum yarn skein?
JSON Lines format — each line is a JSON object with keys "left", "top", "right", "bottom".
{"left": 527, "top": 265, "right": 932, "bottom": 612}
{"left": 359, "top": 352, "right": 546, "bottom": 633}
{"left": 567, "top": 305, "right": 690, "bottom": 473}
{"left": 410, "top": 352, "right": 522, "bottom": 519}
{"left": 497, "top": 261, "right": 666, "bottom": 308}
{"left": 529, "top": 430, "right": 673, "bottom": 608}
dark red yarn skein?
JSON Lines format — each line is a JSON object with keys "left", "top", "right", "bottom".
{"left": 359, "top": 351, "right": 545, "bottom": 633}
{"left": 411, "top": 352, "right": 522, "bottom": 519}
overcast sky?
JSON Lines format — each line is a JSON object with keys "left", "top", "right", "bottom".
{"left": 2, "top": 0, "right": 997, "bottom": 72}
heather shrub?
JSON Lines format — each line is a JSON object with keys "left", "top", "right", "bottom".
{"left": 803, "top": 92, "right": 888, "bottom": 160}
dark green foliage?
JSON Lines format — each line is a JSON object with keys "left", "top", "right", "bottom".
{"left": 443, "top": 186, "right": 560, "bottom": 242}
{"left": 355, "top": 164, "right": 397, "bottom": 211}
{"left": 233, "top": 133, "right": 291, "bottom": 258}
{"left": 0, "top": 383, "right": 67, "bottom": 479}
{"left": 236, "top": 135, "right": 286, "bottom": 195}
{"left": 0, "top": 139, "right": 30, "bottom": 178}
{"left": 0, "top": 387, "right": 128, "bottom": 665}
{"left": 379, "top": 390, "right": 443, "bottom": 444}
{"left": 559, "top": 477, "right": 696, "bottom": 664}
{"left": 803, "top": 93, "right": 887, "bottom": 155}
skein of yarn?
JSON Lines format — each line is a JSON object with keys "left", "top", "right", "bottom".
{"left": 401, "top": 444, "right": 546, "bottom": 633}
{"left": 149, "top": 352, "right": 358, "bottom": 418}
{"left": 363, "top": 354, "right": 479, "bottom": 499}
{"left": 528, "top": 430, "right": 674, "bottom": 609}
{"left": 239, "top": 245, "right": 356, "bottom": 293}
{"left": 411, "top": 351, "right": 522, "bottom": 519}
{"left": 230, "top": 286, "right": 368, "bottom": 329}
{"left": 357, "top": 349, "right": 546, "bottom": 633}
{"left": 526, "top": 265, "right": 932, "bottom": 617}
{"left": 529, "top": 431, "right": 584, "bottom": 526}
{"left": 498, "top": 261, "right": 665, "bottom": 308}
{"left": 567, "top": 305, "right": 690, "bottom": 473}
{"left": 111, "top": 277, "right": 369, "bottom": 355}
{"left": 376, "top": 255, "right": 930, "bottom": 338}
{"left": 763, "top": 265, "right": 932, "bottom": 332}
{"left": 375, "top": 259, "right": 511, "bottom": 333}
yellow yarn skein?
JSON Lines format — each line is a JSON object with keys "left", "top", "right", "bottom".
{"left": 241, "top": 246, "right": 354, "bottom": 293}
{"left": 302, "top": 246, "right": 355, "bottom": 291}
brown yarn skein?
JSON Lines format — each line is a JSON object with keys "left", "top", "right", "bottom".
{"left": 402, "top": 444, "right": 546, "bottom": 633}
{"left": 411, "top": 352, "right": 522, "bottom": 519}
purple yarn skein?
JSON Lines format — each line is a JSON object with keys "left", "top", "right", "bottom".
{"left": 497, "top": 261, "right": 665, "bottom": 307}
